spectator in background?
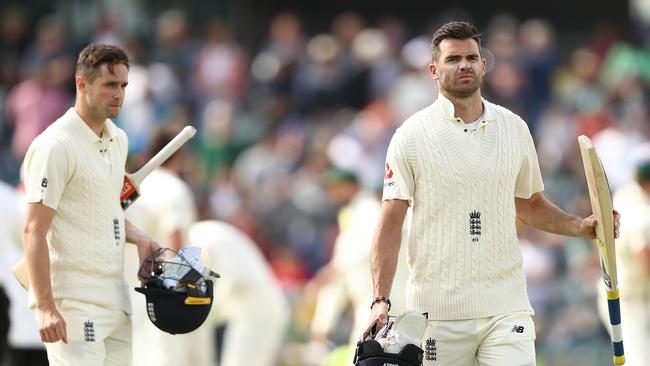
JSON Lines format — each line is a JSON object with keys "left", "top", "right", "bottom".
{"left": 193, "top": 19, "right": 248, "bottom": 107}
{"left": 518, "top": 18, "right": 557, "bottom": 132}
{"left": 5, "top": 14, "right": 74, "bottom": 160}
{"left": 0, "top": 5, "right": 29, "bottom": 91}
{"left": 149, "top": 9, "right": 197, "bottom": 118}
{"left": 5, "top": 56, "right": 72, "bottom": 159}
{"left": 292, "top": 12, "right": 368, "bottom": 113}
{"left": 388, "top": 35, "right": 437, "bottom": 123}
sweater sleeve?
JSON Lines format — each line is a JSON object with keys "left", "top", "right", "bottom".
{"left": 514, "top": 119, "right": 544, "bottom": 198}
{"left": 382, "top": 127, "right": 415, "bottom": 205}
{"left": 22, "top": 137, "right": 73, "bottom": 210}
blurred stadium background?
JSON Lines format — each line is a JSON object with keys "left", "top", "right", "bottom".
{"left": 1, "top": 0, "right": 649, "bottom": 365}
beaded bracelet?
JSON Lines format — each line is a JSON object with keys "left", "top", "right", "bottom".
{"left": 370, "top": 296, "right": 391, "bottom": 311}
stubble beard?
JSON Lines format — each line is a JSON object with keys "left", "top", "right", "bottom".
{"left": 442, "top": 76, "right": 482, "bottom": 99}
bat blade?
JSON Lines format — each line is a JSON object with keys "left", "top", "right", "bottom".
{"left": 120, "top": 125, "right": 196, "bottom": 209}
{"left": 578, "top": 134, "right": 625, "bottom": 365}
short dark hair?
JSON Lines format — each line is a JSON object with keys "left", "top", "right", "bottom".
{"left": 431, "top": 21, "right": 481, "bottom": 62}
{"left": 76, "top": 44, "right": 129, "bottom": 83}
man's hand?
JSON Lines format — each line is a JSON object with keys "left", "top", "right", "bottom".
{"left": 125, "top": 219, "right": 162, "bottom": 282}
{"left": 578, "top": 210, "right": 621, "bottom": 240}
{"left": 136, "top": 237, "right": 161, "bottom": 282}
{"left": 36, "top": 302, "right": 67, "bottom": 343}
{"left": 362, "top": 301, "right": 389, "bottom": 341}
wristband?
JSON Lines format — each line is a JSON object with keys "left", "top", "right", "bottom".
{"left": 371, "top": 296, "right": 391, "bottom": 311}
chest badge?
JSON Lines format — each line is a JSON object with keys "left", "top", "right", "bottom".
{"left": 469, "top": 210, "right": 482, "bottom": 242}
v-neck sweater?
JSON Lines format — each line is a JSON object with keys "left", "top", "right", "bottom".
{"left": 382, "top": 93, "right": 544, "bottom": 320}
{"left": 23, "top": 108, "right": 131, "bottom": 312}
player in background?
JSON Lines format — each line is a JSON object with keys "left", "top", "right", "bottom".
{"left": 307, "top": 168, "right": 409, "bottom": 362}
{"left": 366, "top": 21, "right": 620, "bottom": 365}
{"left": 598, "top": 160, "right": 650, "bottom": 365}
{"left": 124, "top": 125, "right": 212, "bottom": 366}
{"left": 189, "top": 220, "right": 289, "bottom": 366}
{"left": 0, "top": 179, "right": 47, "bottom": 366}
{"left": 21, "top": 43, "right": 159, "bottom": 365}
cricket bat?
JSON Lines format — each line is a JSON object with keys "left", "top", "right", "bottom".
{"left": 120, "top": 125, "right": 196, "bottom": 209}
{"left": 578, "top": 135, "right": 625, "bottom": 365}
{"left": 12, "top": 125, "right": 197, "bottom": 291}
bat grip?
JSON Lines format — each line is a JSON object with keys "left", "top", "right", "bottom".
{"left": 606, "top": 290, "right": 625, "bottom": 365}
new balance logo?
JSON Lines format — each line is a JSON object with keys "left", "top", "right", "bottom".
{"left": 511, "top": 325, "right": 525, "bottom": 333}
{"left": 425, "top": 337, "right": 437, "bottom": 361}
{"left": 84, "top": 321, "right": 95, "bottom": 342}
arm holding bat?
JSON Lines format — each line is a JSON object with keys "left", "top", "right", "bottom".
{"left": 515, "top": 135, "right": 623, "bottom": 364}
{"left": 515, "top": 191, "right": 620, "bottom": 239}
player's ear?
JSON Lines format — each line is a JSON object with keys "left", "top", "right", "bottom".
{"left": 75, "top": 74, "right": 86, "bottom": 93}
{"left": 429, "top": 63, "right": 439, "bottom": 80}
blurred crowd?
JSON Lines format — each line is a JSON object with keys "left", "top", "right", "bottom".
{"left": 2, "top": 2, "right": 650, "bottom": 365}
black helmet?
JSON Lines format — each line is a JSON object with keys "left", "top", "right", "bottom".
{"left": 354, "top": 312, "right": 426, "bottom": 366}
{"left": 134, "top": 248, "right": 218, "bottom": 335}
{"left": 354, "top": 340, "right": 423, "bottom": 366}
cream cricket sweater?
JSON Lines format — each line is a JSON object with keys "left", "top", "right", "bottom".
{"left": 383, "top": 93, "right": 544, "bottom": 320}
{"left": 23, "top": 109, "right": 131, "bottom": 312}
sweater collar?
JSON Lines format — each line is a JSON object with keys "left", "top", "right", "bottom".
{"left": 65, "top": 108, "right": 115, "bottom": 145}
{"left": 435, "top": 92, "right": 497, "bottom": 124}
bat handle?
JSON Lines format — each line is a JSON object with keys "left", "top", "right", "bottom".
{"left": 131, "top": 125, "right": 196, "bottom": 184}
{"left": 606, "top": 290, "right": 625, "bottom": 365}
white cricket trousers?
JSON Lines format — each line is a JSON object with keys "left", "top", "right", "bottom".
{"left": 422, "top": 311, "right": 536, "bottom": 366}
{"left": 43, "top": 299, "right": 131, "bottom": 366}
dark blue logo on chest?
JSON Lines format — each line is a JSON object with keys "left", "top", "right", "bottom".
{"left": 469, "top": 211, "right": 481, "bottom": 241}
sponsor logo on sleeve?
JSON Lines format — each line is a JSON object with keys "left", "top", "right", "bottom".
{"left": 383, "top": 163, "right": 395, "bottom": 187}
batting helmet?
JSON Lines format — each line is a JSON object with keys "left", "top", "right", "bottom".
{"left": 134, "top": 248, "right": 218, "bottom": 334}
{"left": 354, "top": 340, "right": 423, "bottom": 366}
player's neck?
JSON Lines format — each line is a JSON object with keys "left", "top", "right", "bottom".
{"left": 442, "top": 90, "right": 484, "bottom": 123}
{"left": 74, "top": 102, "right": 105, "bottom": 137}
